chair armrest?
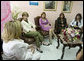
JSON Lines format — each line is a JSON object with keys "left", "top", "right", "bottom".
{"left": 21, "top": 32, "right": 25, "bottom": 36}
{"left": 35, "top": 26, "right": 42, "bottom": 31}
{"left": 37, "top": 26, "right": 41, "bottom": 28}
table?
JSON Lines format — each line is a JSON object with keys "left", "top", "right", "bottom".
{"left": 56, "top": 34, "right": 83, "bottom": 60}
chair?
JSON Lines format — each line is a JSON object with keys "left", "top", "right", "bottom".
{"left": 20, "top": 32, "right": 35, "bottom": 44}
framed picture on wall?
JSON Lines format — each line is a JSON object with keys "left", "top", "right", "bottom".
{"left": 62, "top": 1, "right": 72, "bottom": 13}
{"left": 44, "top": 1, "right": 57, "bottom": 11}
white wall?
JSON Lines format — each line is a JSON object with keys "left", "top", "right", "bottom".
{"left": 10, "top": 1, "right": 83, "bottom": 28}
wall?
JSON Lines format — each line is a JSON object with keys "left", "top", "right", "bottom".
{"left": 10, "top": 1, "right": 83, "bottom": 28}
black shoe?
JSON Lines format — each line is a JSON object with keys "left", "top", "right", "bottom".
{"left": 37, "top": 48, "right": 43, "bottom": 53}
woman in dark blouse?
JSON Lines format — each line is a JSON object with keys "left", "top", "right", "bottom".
{"left": 54, "top": 13, "right": 68, "bottom": 34}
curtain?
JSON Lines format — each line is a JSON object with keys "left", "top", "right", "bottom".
{"left": 1, "top": 1, "right": 12, "bottom": 32}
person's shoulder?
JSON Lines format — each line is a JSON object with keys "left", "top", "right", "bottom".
{"left": 57, "top": 17, "right": 60, "bottom": 20}
{"left": 64, "top": 17, "right": 66, "bottom": 20}
{"left": 39, "top": 18, "right": 42, "bottom": 20}
{"left": 12, "top": 39, "right": 28, "bottom": 48}
{"left": 39, "top": 18, "right": 42, "bottom": 21}
{"left": 3, "top": 39, "right": 24, "bottom": 48}
{"left": 56, "top": 17, "right": 60, "bottom": 22}
{"left": 11, "top": 39, "right": 24, "bottom": 44}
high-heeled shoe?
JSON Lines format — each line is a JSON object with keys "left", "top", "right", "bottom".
{"left": 43, "top": 43, "right": 51, "bottom": 46}
{"left": 42, "top": 41, "right": 51, "bottom": 46}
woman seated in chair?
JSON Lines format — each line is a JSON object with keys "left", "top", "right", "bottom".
{"left": 39, "top": 12, "right": 57, "bottom": 44}
{"left": 70, "top": 13, "right": 83, "bottom": 29}
{"left": 1, "top": 20, "right": 41, "bottom": 60}
{"left": 54, "top": 13, "right": 68, "bottom": 34}
{"left": 18, "top": 12, "right": 48, "bottom": 53}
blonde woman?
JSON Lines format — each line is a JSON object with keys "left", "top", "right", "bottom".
{"left": 1, "top": 20, "right": 41, "bottom": 60}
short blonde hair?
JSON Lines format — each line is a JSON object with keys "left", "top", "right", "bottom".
{"left": 22, "top": 12, "right": 29, "bottom": 17}
{"left": 1, "top": 20, "right": 22, "bottom": 43}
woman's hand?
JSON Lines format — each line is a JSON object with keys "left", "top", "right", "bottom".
{"left": 33, "top": 29, "right": 36, "bottom": 31}
{"left": 28, "top": 45, "right": 35, "bottom": 54}
{"left": 31, "top": 28, "right": 36, "bottom": 32}
{"left": 44, "top": 24, "right": 49, "bottom": 27}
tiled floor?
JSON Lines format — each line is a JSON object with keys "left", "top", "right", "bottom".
{"left": 40, "top": 38, "right": 80, "bottom": 60}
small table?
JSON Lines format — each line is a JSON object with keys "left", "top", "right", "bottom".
{"left": 56, "top": 34, "right": 83, "bottom": 60}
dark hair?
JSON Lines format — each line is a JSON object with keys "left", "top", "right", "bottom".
{"left": 22, "top": 12, "right": 29, "bottom": 17}
{"left": 75, "top": 13, "right": 82, "bottom": 23}
{"left": 41, "top": 12, "right": 46, "bottom": 19}
{"left": 59, "top": 13, "right": 65, "bottom": 19}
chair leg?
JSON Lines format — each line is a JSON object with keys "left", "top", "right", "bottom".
{"left": 56, "top": 38, "right": 60, "bottom": 49}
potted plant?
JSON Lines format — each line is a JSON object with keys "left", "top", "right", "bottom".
{"left": 11, "top": 6, "right": 21, "bottom": 20}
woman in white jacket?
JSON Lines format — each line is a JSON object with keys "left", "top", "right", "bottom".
{"left": 70, "top": 13, "right": 83, "bottom": 29}
{"left": 1, "top": 20, "right": 41, "bottom": 60}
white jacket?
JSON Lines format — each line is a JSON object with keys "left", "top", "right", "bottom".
{"left": 2, "top": 39, "right": 41, "bottom": 60}
{"left": 21, "top": 20, "right": 36, "bottom": 33}
{"left": 70, "top": 19, "right": 83, "bottom": 28}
